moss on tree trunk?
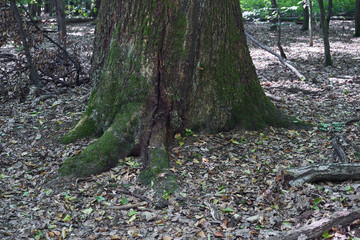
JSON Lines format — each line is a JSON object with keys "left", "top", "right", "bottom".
{"left": 59, "top": 0, "right": 297, "bottom": 199}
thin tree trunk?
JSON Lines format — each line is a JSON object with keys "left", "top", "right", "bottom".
{"left": 355, "top": 0, "right": 360, "bottom": 37}
{"left": 318, "top": 0, "right": 332, "bottom": 66}
{"left": 326, "top": 0, "right": 332, "bottom": 29}
{"left": 9, "top": 0, "right": 42, "bottom": 88}
{"left": 37, "top": 0, "right": 42, "bottom": 16}
{"left": 307, "top": 0, "right": 314, "bottom": 46}
{"left": 270, "top": 0, "right": 286, "bottom": 58}
{"left": 301, "top": 0, "right": 309, "bottom": 31}
{"left": 270, "top": 0, "right": 277, "bottom": 31}
{"left": 55, "top": 0, "right": 66, "bottom": 47}
{"left": 276, "top": 7, "right": 286, "bottom": 59}
{"left": 46, "top": 0, "right": 55, "bottom": 16}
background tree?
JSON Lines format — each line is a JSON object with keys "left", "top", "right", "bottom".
{"left": 59, "top": 0, "right": 294, "bottom": 196}
{"left": 55, "top": 0, "right": 66, "bottom": 46}
{"left": 270, "top": 0, "right": 287, "bottom": 59}
{"left": 29, "top": 0, "right": 41, "bottom": 17}
{"left": 301, "top": 0, "right": 309, "bottom": 31}
{"left": 9, "top": 0, "right": 42, "bottom": 88}
{"left": 270, "top": 0, "right": 278, "bottom": 31}
{"left": 318, "top": 0, "right": 332, "bottom": 66}
{"left": 355, "top": 0, "right": 360, "bottom": 37}
{"left": 307, "top": 0, "right": 314, "bottom": 46}
{"left": 44, "top": 0, "right": 55, "bottom": 16}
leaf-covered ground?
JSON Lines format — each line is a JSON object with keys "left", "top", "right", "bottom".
{"left": 1, "top": 20, "right": 360, "bottom": 240}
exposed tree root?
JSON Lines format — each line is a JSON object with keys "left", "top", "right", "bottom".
{"left": 269, "top": 208, "right": 360, "bottom": 240}
{"left": 59, "top": 111, "right": 140, "bottom": 177}
{"left": 346, "top": 118, "right": 360, "bottom": 125}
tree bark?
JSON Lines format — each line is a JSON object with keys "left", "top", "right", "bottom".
{"left": 318, "top": 0, "right": 332, "bottom": 66}
{"left": 301, "top": 0, "right": 309, "bottom": 31}
{"left": 355, "top": 0, "right": 360, "bottom": 37}
{"left": 59, "top": 0, "right": 295, "bottom": 195}
{"left": 307, "top": 0, "right": 314, "bottom": 46}
{"left": 9, "top": 0, "right": 42, "bottom": 88}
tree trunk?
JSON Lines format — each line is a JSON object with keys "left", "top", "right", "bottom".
{"left": 29, "top": 2, "right": 39, "bottom": 17}
{"left": 270, "top": 0, "right": 278, "bottom": 31}
{"left": 44, "top": 0, "right": 55, "bottom": 16}
{"left": 269, "top": 0, "right": 286, "bottom": 58}
{"left": 59, "top": 0, "right": 295, "bottom": 195}
{"left": 9, "top": 0, "right": 42, "bottom": 88}
{"left": 55, "top": 0, "right": 66, "bottom": 47}
{"left": 326, "top": 0, "right": 332, "bottom": 29}
{"left": 307, "top": 0, "right": 314, "bottom": 46}
{"left": 318, "top": 0, "right": 332, "bottom": 66}
{"left": 355, "top": 0, "right": 360, "bottom": 37}
{"left": 301, "top": 0, "right": 309, "bottom": 31}
{"left": 37, "top": 0, "right": 42, "bottom": 16}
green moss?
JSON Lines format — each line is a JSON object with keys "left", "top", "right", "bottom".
{"left": 139, "top": 147, "right": 169, "bottom": 185}
{"left": 59, "top": 103, "right": 144, "bottom": 177}
{"left": 172, "top": 12, "right": 187, "bottom": 56}
{"left": 61, "top": 115, "right": 97, "bottom": 144}
{"left": 60, "top": 130, "right": 133, "bottom": 177}
{"left": 139, "top": 147, "right": 179, "bottom": 208}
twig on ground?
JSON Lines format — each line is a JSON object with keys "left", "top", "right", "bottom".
{"left": 107, "top": 202, "right": 147, "bottom": 210}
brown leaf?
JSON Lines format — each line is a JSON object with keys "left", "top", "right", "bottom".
{"left": 197, "top": 230, "right": 206, "bottom": 237}
{"left": 214, "top": 231, "right": 224, "bottom": 237}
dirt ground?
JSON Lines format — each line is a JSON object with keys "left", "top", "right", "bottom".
{"left": 0, "top": 20, "right": 360, "bottom": 239}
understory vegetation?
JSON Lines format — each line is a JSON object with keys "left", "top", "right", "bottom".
{"left": 240, "top": 0, "right": 356, "bottom": 20}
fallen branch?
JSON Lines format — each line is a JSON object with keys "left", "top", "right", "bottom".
{"left": 283, "top": 87, "right": 316, "bottom": 95}
{"left": 0, "top": 53, "right": 17, "bottom": 62}
{"left": 265, "top": 93, "right": 283, "bottom": 102}
{"left": 346, "top": 118, "right": 360, "bottom": 126}
{"left": 117, "top": 189, "right": 152, "bottom": 203}
{"left": 269, "top": 208, "right": 360, "bottom": 240}
{"left": 245, "top": 31, "right": 306, "bottom": 81}
{"left": 107, "top": 202, "right": 147, "bottom": 210}
{"left": 285, "top": 163, "right": 360, "bottom": 187}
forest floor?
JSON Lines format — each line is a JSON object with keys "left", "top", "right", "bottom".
{"left": 1, "top": 20, "right": 360, "bottom": 240}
